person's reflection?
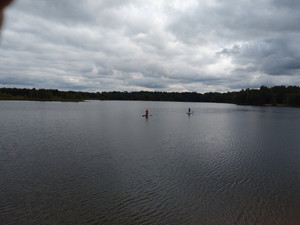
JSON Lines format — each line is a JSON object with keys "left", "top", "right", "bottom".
{"left": 0, "top": 0, "right": 14, "bottom": 30}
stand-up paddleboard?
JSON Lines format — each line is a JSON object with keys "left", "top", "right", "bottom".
{"left": 142, "top": 114, "right": 152, "bottom": 117}
{"left": 187, "top": 112, "right": 193, "bottom": 115}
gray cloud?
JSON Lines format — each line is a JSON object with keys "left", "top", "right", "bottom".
{"left": 220, "top": 35, "right": 300, "bottom": 76}
{"left": 169, "top": 0, "right": 300, "bottom": 43}
{"left": 1, "top": 0, "right": 300, "bottom": 93}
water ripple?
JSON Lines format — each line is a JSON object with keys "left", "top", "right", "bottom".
{"left": 1, "top": 101, "right": 300, "bottom": 224}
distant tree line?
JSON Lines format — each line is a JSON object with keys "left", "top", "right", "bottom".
{"left": 0, "top": 88, "right": 86, "bottom": 101}
{"left": 1, "top": 86, "right": 300, "bottom": 107}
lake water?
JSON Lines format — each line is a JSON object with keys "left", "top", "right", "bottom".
{"left": 1, "top": 100, "right": 300, "bottom": 225}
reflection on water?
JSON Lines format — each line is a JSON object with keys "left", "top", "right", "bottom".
{"left": 0, "top": 101, "right": 300, "bottom": 224}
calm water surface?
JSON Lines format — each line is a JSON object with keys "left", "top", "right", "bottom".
{"left": 1, "top": 101, "right": 300, "bottom": 225}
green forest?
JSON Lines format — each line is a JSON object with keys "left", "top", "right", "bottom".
{"left": 1, "top": 86, "right": 300, "bottom": 107}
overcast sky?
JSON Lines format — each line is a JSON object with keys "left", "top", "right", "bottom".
{"left": 1, "top": 0, "right": 300, "bottom": 93}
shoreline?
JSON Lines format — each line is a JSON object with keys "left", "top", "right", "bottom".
{"left": 1, "top": 98, "right": 298, "bottom": 108}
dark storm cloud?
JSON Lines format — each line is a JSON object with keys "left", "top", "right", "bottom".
{"left": 1, "top": 0, "right": 300, "bottom": 92}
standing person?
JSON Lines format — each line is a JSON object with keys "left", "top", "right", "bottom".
{"left": 145, "top": 109, "right": 149, "bottom": 117}
{"left": 188, "top": 107, "right": 191, "bottom": 113}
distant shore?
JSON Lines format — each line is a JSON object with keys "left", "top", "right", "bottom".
{"left": 0, "top": 98, "right": 298, "bottom": 109}
{"left": 0, "top": 96, "right": 84, "bottom": 102}
{"left": 1, "top": 86, "right": 300, "bottom": 107}
{"left": 263, "top": 104, "right": 287, "bottom": 107}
